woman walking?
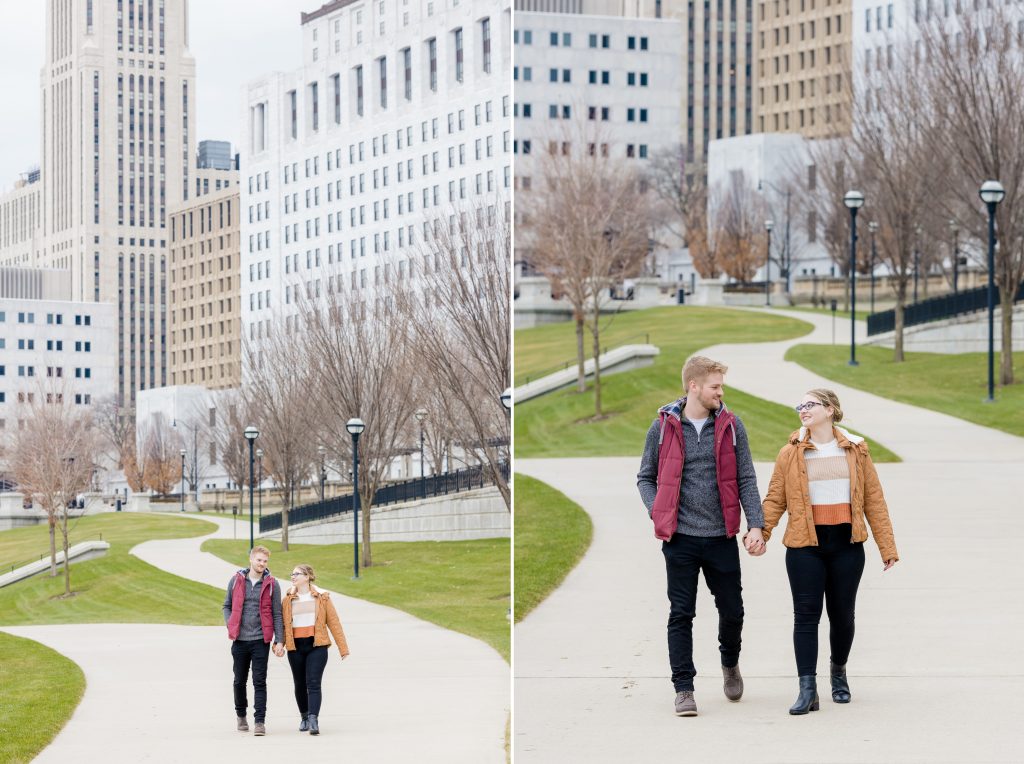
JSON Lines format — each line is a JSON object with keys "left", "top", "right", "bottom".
{"left": 761, "top": 389, "right": 898, "bottom": 715}
{"left": 282, "top": 564, "right": 350, "bottom": 734}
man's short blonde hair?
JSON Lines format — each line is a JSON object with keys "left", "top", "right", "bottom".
{"left": 682, "top": 355, "right": 729, "bottom": 391}
{"left": 250, "top": 545, "right": 271, "bottom": 558}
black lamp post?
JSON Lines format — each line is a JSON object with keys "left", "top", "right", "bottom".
{"left": 415, "top": 408, "right": 428, "bottom": 499}
{"left": 256, "top": 448, "right": 263, "bottom": 520}
{"left": 949, "top": 219, "right": 960, "bottom": 296}
{"left": 979, "top": 180, "right": 1005, "bottom": 402}
{"left": 843, "top": 190, "right": 864, "bottom": 366}
{"left": 317, "top": 444, "right": 326, "bottom": 501}
{"left": 868, "top": 221, "right": 878, "bottom": 313}
{"left": 180, "top": 448, "right": 186, "bottom": 513}
{"left": 764, "top": 219, "right": 774, "bottom": 306}
{"left": 913, "top": 225, "right": 922, "bottom": 303}
{"left": 243, "top": 425, "right": 259, "bottom": 550}
{"left": 346, "top": 417, "right": 365, "bottom": 579}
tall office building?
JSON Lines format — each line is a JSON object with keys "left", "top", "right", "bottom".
{"left": 0, "top": 174, "right": 44, "bottom": 268}
{"left": 755, "top": 0, "right": 854, "bottom": 138}
{"left": 240, "top": 0, "right": 511, "bottom": 351}
{"left": 4, "top": 0, "right": 197, "bottom": 410}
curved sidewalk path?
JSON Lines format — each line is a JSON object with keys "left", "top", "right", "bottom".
{"left": 515, "top": 308, "right": 1024, "bottom": 763}
{"left": 2, "top": 513, "right": 508, "bottom": 763}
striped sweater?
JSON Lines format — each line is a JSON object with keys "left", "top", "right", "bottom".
{"left": 804, "top": 437, "right": 852, "bottom": 526}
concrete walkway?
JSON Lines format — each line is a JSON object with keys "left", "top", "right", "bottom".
{"left": 3, "top": 513, "right": 508, "bottom": 763}
{"left": 514, "top": 308, "right": 1024, "bottom": 763}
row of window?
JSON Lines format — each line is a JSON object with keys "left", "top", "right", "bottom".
{"left": 515, "top": 104, "right": 650, "bottom": 122}
{"left": 0, "top": 311, "right": 93, "bottom": 326}
{"left": 515, "top": 29, "right": 650, "bottom": 50}
{"left": 761, "top": 12, "right": 844, "bottom": 47}
{"left": 761, "top": 72, "right": 844, "bottom": 104}
{"left": 761, "top": 44, "right": 845, "bottom": 78}
{"left": 0, "top": 393, "right": 93, "bottom": 406}
{"left": 513, "top": 140, "right": 650, "bottom": 159}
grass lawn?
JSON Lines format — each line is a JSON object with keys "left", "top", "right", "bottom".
{"left": 513, "top": 475, "right": 593, "bottom": 622}
{"left": 0, "top": 631, "right": 85, "bottom": 764}
{"left": 514, "top": 306, "right": 899, "bottom": 461}
{"left": 0, "top": 514, "right": 223, "bottom": 626}
{"left": 787, "top": 344, "right": 1024, "bottom": 437}
{"left": 202, "top": 538, "right": 511, "bottom": 662}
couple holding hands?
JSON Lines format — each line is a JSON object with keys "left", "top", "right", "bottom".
{"left": 637, "top": 355, "right": 898, "bottom": 717}
{"left": 222, "top": 546, "right": 350, "bottom": 736}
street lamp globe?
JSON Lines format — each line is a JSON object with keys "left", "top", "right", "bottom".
{"left": 317, "top": 444, "right": 326, "bottom": 457}
{"left": 843, "top": 190, "right": 865, "bottom": 209}
{"left": 500, "top": 388, "right": 512, "bottom": 410}
{"left": 243, "top": 425, "right": 259, "bottom": 441}
{"left": 765, "top": 219, "right": 774, "bottom": 232}
{"left": 256, "top": 448, "right": 263, "bottom": 459}
{"left": 868, "top": 221, "right": 878, "bottom": 233}
{"left": 979, "top": 180, "right": 1005, "bottom": 205}
{"left": 180, "top": 448, "right": 186, "bottom": 458}
{"left": 346, "top": 417, "right": 366, "bottom": 436}
{"left": 414, "top": 408, "right": 428, "bottom": 423}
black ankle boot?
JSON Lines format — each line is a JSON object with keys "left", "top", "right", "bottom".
{"left": 788, "top": 675, "right": 819, "bottom": 715}
{"left": 299, "top": 713, "right": 309, "bottom": 732}
{"left": 308, "top": 713, "right": 319, "bottom": 735}
{"left": 830, "top": 662, "right": 851, "bottom": 703}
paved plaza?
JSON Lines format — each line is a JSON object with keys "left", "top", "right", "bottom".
{"left": 515, "top": 309, "right": 1024, "bottom": 763}
{"left": 2, "top": 514, "right": 509, "bottom": 762}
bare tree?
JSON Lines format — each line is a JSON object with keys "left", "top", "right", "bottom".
{"left": 137, "top": 412, "right": 183, "bottom": 497}
{"left": 210, "top": 389, "right": 254, "bottom": 514}
{"left": 93, "top": 395, "right": 134, "bottom": 473}
{"left": 301, "top": 287, "right": 418, "bottom": 569}
{"left": 244, "top": 329, "right": 319, "bottom": 551}
{"left": 523, "top": 123, "right": 653, "bottom": 416}
{"left": 920, "top": 7, "right": 1024, "bottom": 385}
{"left": 709, "top": 170, "right": 767, "bottom": 283}
{"left": 8, "top": 383, "right": 100, "bottom": 596}
{"left": 401, "top": 199, "right": 511, "bottom": 508}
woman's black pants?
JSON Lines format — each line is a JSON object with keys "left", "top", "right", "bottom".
{"left": 287, "top": 637, "right": 330, "bottom": 716}
{"left": 785, "top": 524, "right": 865, "bottom": 676}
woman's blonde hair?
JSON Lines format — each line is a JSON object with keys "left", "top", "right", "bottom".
{"left": 807, "top": 388, "right": 844, "bottom": 423}
{"left": 293, "top": 563, "right": 316, "bottom": 583}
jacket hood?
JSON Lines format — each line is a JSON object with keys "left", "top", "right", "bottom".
{"left": 285, "top": 583, "right": 328, "bottom": 599}
{"left": 239, "top": 567, "right": 273, "bottom": 580}
{"left": 659, "top": 396, "right": 730, "bottom": 421}
{"left": 790, "top": 425, "right": 865, "bottom": 447}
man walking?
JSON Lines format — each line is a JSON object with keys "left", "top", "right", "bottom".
{"left": 223, "top": 545, "right": 285, "bottom": 735}
{"left": 637, "top": 355, "right": 766, "bottom": 717}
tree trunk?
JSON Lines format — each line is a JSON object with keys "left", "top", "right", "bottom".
{"left": 574, "top": 312, "right": 586, "bottom": 393}
{"left": 893, "top": 296, "right": 905, "bottom": 363}
{"left": 48, "top": 515, "right": 57, "bottom": 577}
{"left": 1000, "top": 286, "right": 1015, "bottom": 386}
{"left": 281, "top": 482, "right": 291, "bottom": 552}
{"left": 590, "top": 320, "right": 603, "bottom": 417}
{"left": 361, "top": 485, "right": 373, "bottom": 568}
{"left": 62, "top": 510, "right": 71, "bottom": 597}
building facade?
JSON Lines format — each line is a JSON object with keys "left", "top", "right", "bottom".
{"left": 0, "top": 0, "right": 197, "bottom": 411}
{"left": 167, "top": 178, "right": 241, "bottom": 390}
{"left": 240, "top": 0, "right": 511, "bottom": 354}
{"left": 755, "top": 0, "right": 854, "bottom": 139}
{"left": 0, "top": 176, "right": 44, "bottom": 269}
{"left": 0, "top": 295, "right": 117, "bottom": 435}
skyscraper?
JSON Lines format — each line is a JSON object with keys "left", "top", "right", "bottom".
{"left": 32, "top": 0, "right": 196, "bottom": 408}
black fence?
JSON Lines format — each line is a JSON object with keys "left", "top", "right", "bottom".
{"left": 259, "top": 461, "right": 510, "bottom": 534}
{"left": 867, "top": 280, "right": 1024, "bottom": 336}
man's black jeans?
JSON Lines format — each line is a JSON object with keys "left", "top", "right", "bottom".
{"left": 662, "top": 533, "right": 744, "bottom": 692}
{"left": 287, "top": 636, "right": 330, "bottom": 716}
{"left": 231, "top": 639, "right": 270, "bottom": 722}
{"left": 785, "top": 523, "right": 865, "bottom": 676}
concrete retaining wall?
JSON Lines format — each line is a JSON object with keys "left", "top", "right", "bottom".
{"left": 259, "top": 487, "right": 509, "bottom": 544}
{"left": 0, "top": 541, "right": 111, "bottom": 588}
{"left": 865, "top": 304, "right": 1024, "bottom": 353}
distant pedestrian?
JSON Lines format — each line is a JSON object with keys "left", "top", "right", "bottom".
{"left": 222, "top": 545, "right": 285, "bottom": 736}
{"left": 282, "top": 564, "right": 350, "bottom": 735}
{"left": 761, "top": 389, "right": 898, "bottom": 715}
{"left": 636, "top": 355, "right": 766, "bottom": 717}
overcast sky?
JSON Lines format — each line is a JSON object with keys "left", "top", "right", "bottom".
{"left": 0, "top": 0, "right": 314, "bottom": 192}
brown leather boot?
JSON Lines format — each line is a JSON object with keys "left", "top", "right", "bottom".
{"left": 723, "top": 664, "right": 744, "bottom": 702}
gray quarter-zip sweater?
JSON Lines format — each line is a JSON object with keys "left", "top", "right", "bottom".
{"left": 636, "top": 407, "right": 764, "bottom": 536}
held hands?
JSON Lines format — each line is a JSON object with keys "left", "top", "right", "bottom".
{"left": 743, "top": 528, "right": 766, "bottom": 556}
{"left": 273, "top": 643, "right": 285, "bottom": 657}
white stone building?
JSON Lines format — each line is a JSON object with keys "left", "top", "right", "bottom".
{"left": 0, "top": 174, "right": 44, "bottom": 268}
{"left": 240, "top": 0, "right": 512, "bottom": 351}
{"left": 0, "top": 271, "right": 117, "bottom": 437}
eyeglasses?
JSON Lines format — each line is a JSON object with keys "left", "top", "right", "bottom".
{"left": 289, "top": 572, "right": 305, "bottom": 578}
{"left": 794, "top": 401, "right": 823, "bottom": 413}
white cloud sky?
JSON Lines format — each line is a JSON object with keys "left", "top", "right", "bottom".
{"left": 0, "top": 0, "right": 314, "bottom": 192}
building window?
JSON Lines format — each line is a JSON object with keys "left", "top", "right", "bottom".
{"left": 403, "top": 47, "right": 412, "bottom": 100}
{"left": 355, "top": 65, "right": 364, "bottom": 116}
{"left": 379, "top": 56, "right": 388, "bottom": 109}
{"left": 454, "top": 28, "right": 464, "bottom": 83}
{"left": 428, "top": 38, "right": 438, "bottom": 92}
{"left": 481, "top": 18, "right": 491, "bottom": 73}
